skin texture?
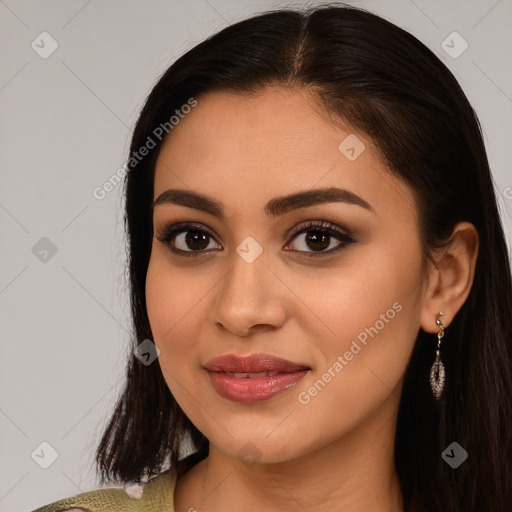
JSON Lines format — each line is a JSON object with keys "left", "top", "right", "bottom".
{"left": 145, "top": 87, "right": 479, "bottom": 512}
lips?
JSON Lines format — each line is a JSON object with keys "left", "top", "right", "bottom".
{"left": 203, "top": 353, "right": 310, "bottom": 373}
{"left": 203, "top": 353, "right": 311, "bottom": 404}
{"left": 224, "top": 371, "right": 280, "bottom": 378}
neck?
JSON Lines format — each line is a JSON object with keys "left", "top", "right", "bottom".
{"left": 175, "top": 392, "right": 404, "bottom": 512}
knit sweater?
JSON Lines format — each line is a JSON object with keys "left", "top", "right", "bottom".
{"left": 30, "top": 467, "right": 177, "bottom": 512}
{"left": 30, "top": 450, "right": 209, "bottom": 512}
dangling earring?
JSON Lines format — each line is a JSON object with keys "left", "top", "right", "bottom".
{"left": 430, "top": 312, "right": 446, "bottom": 400}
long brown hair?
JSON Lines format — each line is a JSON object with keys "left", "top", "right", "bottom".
{"left": 95, "top": 5, "right": 512, "bottom": 511}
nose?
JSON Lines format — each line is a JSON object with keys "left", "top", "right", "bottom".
{"left": 209, "top": 249, "right": 288, "bottom": 337}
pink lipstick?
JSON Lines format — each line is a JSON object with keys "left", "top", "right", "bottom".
{"left": 204, "top": 353, "right": 310, "bottom": 404}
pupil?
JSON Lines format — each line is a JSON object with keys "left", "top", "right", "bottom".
{"left": 186, "top": 231, "right": 209, "bottom": 250}
{"left": 306, "top": 231, "right": 329, "bottom": 251}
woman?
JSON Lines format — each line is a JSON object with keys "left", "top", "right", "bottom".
{"left": 33, "top": 4, "right": 512, "bottom": 512}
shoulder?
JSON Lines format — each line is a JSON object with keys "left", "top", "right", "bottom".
{"left": 30, "top": 468, "right": 177, "bottom": 512}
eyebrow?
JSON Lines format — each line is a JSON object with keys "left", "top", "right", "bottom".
{"left": 150, "top": 187, "right": 375, "bottom": 217}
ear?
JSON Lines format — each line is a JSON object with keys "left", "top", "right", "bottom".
{"left": 420, "top": 221, "right": 479, "bottom": 333}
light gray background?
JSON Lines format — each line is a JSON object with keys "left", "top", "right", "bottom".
{"left": 1, "top": 0, "right": 511, "bottom": 510}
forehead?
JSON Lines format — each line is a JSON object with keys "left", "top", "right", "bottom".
{"left": 153, "top": 87, "right": 415, "bottom": 221}
{"left": 157, "top": 86, "right": 364, "bottom": 165}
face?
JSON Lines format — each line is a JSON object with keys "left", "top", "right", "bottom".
{"left": 145, "top": 86, "right": 427, "bottom": 464}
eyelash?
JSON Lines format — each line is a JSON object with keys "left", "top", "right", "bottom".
{"left": 155, "top": 218, "right": 356, "bottom": 258}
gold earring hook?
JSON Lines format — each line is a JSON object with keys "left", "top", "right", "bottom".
{"left": 435, "top": 312, "right": 444, "bottom": 355}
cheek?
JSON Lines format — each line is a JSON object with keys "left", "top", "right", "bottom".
{"left": 291, "top": 232, "right": 424, "bottom": 414}
{"left": 145, "top": 251, "right": 198, "bottom": 367}
{"left": 293, "top": 304, "right": 419, "bottom": 452}
{"left": 145, "top": 249, "right": 218, "bottom": 405}
{"left": 145, "top": 246, "right": 213, "bottom": 337}
{"left": 294, "top": 235, "right": 423, "bottom": 355}
{"left": 146, "top": 259, "right": 180, "bottom": 343}
{"left": 307, "top": 268, "right": 421, "bottom": 434}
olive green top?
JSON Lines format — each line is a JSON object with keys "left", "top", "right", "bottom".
{"left": 31, "top": 468, "right": 177, "bottom": 512}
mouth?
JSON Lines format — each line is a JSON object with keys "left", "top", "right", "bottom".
{"left": 203, "top": 353, "right": 311, "bottom": 404}
{"left": 221, "top": 371, "right": 281, "bottom": 378}
{"left": 203, "top": 353, "right": 311, "bottom": 373}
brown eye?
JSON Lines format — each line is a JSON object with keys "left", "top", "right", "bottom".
{"left": 155, "top": 223, "right": 222, "bottom": 256}
{"left": 289, "top": 230, "right": 342, "bottom": 253}
{"left": 284, "top": 220, "right": 356, "bottom": 257}
{"left": 168, "top": 230, "right": 221, "bottom": 252}
{"left": 181, "top": 230, "right": 210, "bottom": 251}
